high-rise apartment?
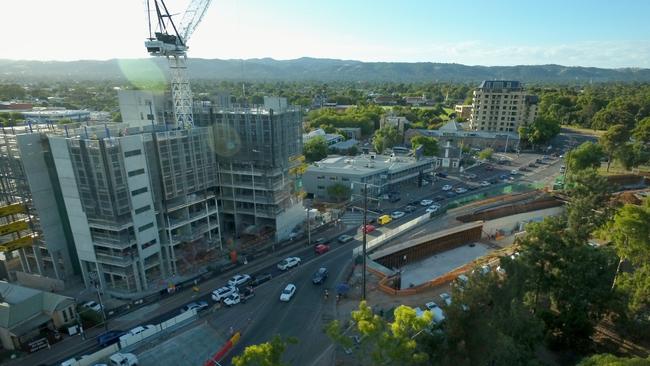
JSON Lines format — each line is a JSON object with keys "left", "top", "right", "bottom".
{"left": 469, "top": 80, "right": 539, "bottom": 132}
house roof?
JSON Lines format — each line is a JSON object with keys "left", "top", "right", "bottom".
{"left": 439, "top": 120, "right": 464, "bottom": 132}
{"left": 0, "top": 281, "right": 74, "bottom": 331}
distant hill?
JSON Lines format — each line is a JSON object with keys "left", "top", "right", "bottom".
{"left": 1, "top": 57, "right": 649, "bottom": 83}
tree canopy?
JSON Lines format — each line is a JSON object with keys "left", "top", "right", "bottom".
{"left": 410, "top": 135, "right": 439, "bottom": 156}
{"left": 303, "top": 136, "right": 329, "bottom": 163}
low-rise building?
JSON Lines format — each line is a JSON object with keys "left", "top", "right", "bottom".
{"left": 406, "top": 120, "right": 519, "bottom": 152}
{"left": 302, "top": 128, "right": 344, "bottom": 145}
{"left": 0, "top": 281, "right": 76, "bottom": 350}
{"left": 303, "top": 154, "right": 434, "bottom": 201}
{"left": 22, "top": 109, "right": 90, "bottom": 124}
{"left": 454, "top": 104, "right": 473, "bottom": 120}
{"left": 380, "top": 116, "right": 409, "bottom": 133}
{"left": 328, "top": 139, "right": 359, "bottom": 154}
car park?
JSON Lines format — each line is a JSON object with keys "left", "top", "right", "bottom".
{"left": 280, "top": 284, "right": 296, "bottom": 301}
{"left": 442, "top": 184, "right": 453, "bottom": 191}
{"left": 312, "top": 267, "right": 328, "bottom": 284}
{"left": 97, "top": 330, "right": 126, "bottom": 347}
{"left": 181, "top": 301, "right": 208, "bottom": 313}
{"left": 315, "top": 243, "right": 330, "bottom": 254}
{"left": 212, "top": 286, "right": 237, "bottom": 302}
{"left": 390, "top": 211, "right": 405, "bottom": 219}
{"left": 82, "top": 301, "right": 103, "bottom": 312}
{"left": 277, "top": 257, "right": 301, "bottom": 270}
{"left": 479, "top": 180, "right": 490, "bottom": 187}
{"left": 420, "top": 199, "right": 433, "bottom": 206}
{"left": 362, "top": 224, "right": 375, "bottom": 234}
{"left": 337, "top": 234, "right": 353, "bottom": 243}
{"left": 454, "top": 187, "right": 467, "bottom": 194}
{"left": 228, "top": 274, "right": 252, "bottom": 287}
{"left": 250, "top": 273, "right": 272, "bottom": 287}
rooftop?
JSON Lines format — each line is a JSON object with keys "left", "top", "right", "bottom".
{"left": 478, "top": 80, "right": 522, "bottom": 91}
{"left": 309, "top": 154, "right": 431, "bottom": 175}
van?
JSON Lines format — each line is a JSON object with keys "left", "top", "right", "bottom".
{"left": 377, "top": 215, "right": 392, "bottom": 225}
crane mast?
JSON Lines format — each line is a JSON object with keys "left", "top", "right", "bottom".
{"left": 144, "top": 0, "right": 212, "bottom": 129}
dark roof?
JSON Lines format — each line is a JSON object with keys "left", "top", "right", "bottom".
{"left": 478, "top": 80, "right": 522, "bottom": 90}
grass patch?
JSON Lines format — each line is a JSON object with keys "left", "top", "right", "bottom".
{"left": 597, "top": 161, "right": 650, "bottom": 176}
{"left": 562, "top": 125, "right": 605, "bottom": 137}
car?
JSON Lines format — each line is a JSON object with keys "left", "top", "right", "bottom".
{"left": 454, "top": 187, "right": 467, "bottom": 194}
{"left": 361, "top": 224, "right": 375, "bottom": 234}
{"left": 528, "top": 162, "right": 537, "bottom": 168}
{"left": 314, "top": 238, "right": 328, "bottom": 245}
{"left": 378, "top": 214, "right": 392, "bottom": 225}
{"left": 181, "top": 301, "right": 209, "bottom": 313}
{"left": 250, "top": 273, "right": 272, "bottom": 287}
{"left": 390, "top": 211, "right": 405, "bottom": 219}
{"left": 223, "top": 293, "right": 241, "bottom": 307}
{"left": 467, "top": 173, "right": 477, "bottom": 179}
{"left": 409, "top": 200, "right": 421, "bottom": 206}
{"left": 425, "top": 301, "right": 439, "bottom": 310}
{"left": 456, "top": 274, "right": 469, "bottom": 288}
{"left": 479, "top": 180, "right": 490, "bottom": 187}
{"left": 277, "top": 257, "right": 301, "bottom": 270}
{"left": 228, "top": 274, "right": 252, "bottom": 287}
{"left": 280, "top": 284, "right": 296, "bottom": 301}
{"left": 446, "top": 191, "right": 456, "bottom": 197}
{"left": 211, "top": 286, "right": 237, "bottom": 302}
{"left": 97, "top": 330, "right": 126, "bottom": 347}
{"left": 315, "top": 243, "right": 330, "bottom": 254}
{"left": 439, "top": 293, "right": 452, "bottom": 306}
{"left": 518, "top": 166, "right": 528, "bottom": 172}
{"left": 433, "top": 195, "right": 445, "bottom": 202}
{"left": 510, "top": 169, "right": 518, "bottom": 175}
{"left": 312, "top": 267, "right": 328, "bottom": 284}
{"left": 126, "top": 325, "right": 155, "bottom": 337}
{"left": 239, "top": 287, "right": 255, "bottom": 302}
{"left": 485, "top": 165, "right": 494, "bottom": 171}
{"left": 442, "top": 184, "right": 453, "bottom": 191}
{"left": 420, "top": 199, "right": 433, "bottom": 206}
{"left": 435, "top": 172, "right": 448, "bottom": 178}
{"left": 499, "top": 174, "right": 509, "bottom": 180}
{"left": 404, "top": 205, "right": 416, "bottom": 213}
{"left": 425, "top": 205, "right": 439, "bottom": 214}
{"left": 82, "top": 301, "right": 103, "bottom": 312}
{"left": 337, "top": 234, "right": 353, "bottom": 243}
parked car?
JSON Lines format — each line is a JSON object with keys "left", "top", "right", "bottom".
{"left": 439, "top": 293, "right": 452, "bottom": 306}
{"left": 337, "top": 234, "right": 353, "bottom": 243}
{"left": 425, "top": 301, "right": 438, "bottom": 311}
{"left": 361, "top": 224, "right": 375, "bottom": 234}
{"left": 82, "top": 301, "right": 103, "bottom": 312}
{"left": 250, "top": 273, "right": 272, "bottom": 287}
{"left": 277, "top": 257, "right": 301, "bottom": 270}
{"left": 510, "top": 169, "right": 518, "bottom": 175}
{"left": 223, "top": 293, "right": 241, "bottom": 307}
{"left": 499, "top": 174, "right": 509, "bottom": 180}
{"left": 280, "top": 284, "right": 297, "bottom": 301}
{"left": 314, "top": 238, "right": 328, "bottom": 245}
{"left": 312, "top": 267, "right": 328, "bottom": 284}
{"left": 435, "top": 172, "right": 448, "bottom": 178}
{"left": 454, "top": 187, "right": 467, "bottom": 194}
{"left": 97, "top": 330, "right": 126, "bottom": 347}
{"left": 442, "top": 184, "right": 453, "bottom": 191}
{"left": 126, "top": 325, "right": 156, "bottom": 337}
{"left": 446, "top": 191, "right": 456, "bottom": 197}
{"left": 404, "top": 205, "right": 416, "bottom": 213}
{"left": 212, "top": 286, "right": 238, "bottom": 302}
{"left": 426, "top": 205, "right": 439, "bottom": 214}
{"left": 390, "top": 211, "right": 405, "bottom": 219}
{"left": 377, "top": 214, "right": 392, "bottom": 225}
{"left": 420, "top": 199, "right": 433, "bottom": 206}
{"left": 240, "top": 287, "right": 255, "bottom": 302}
{"left": 315, "top": 244, "right": 330, "bottom": 254}
{"left": 181, "top": 301, "right": 208, "bottom": 313}
{"left": 228, "top": 274, "right": 252, "bottom": 287}
{"left": 433, "top": 195, "right": 445, "bottom": 202}
{"left": 479, "top": 181, "right": 490, "bottom": 187}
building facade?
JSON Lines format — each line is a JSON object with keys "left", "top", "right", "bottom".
{"left": 454, "top": 104, "right": 473, "bottom": 120}
{"left": 469, "top": 80, "right": 538, "bottom": 132}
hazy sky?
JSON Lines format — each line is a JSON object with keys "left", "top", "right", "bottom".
{"left": 5, "top": 0, "right": 650, "bottom": 68}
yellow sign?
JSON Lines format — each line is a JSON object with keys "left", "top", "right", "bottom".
{"left": 0, "top": 220, "right": 29, "bottom": 236}
{"left": 0, "top": 203, "right": 25, "bottom": 217}
{"left": 230, "top": 332, "right": 241, "bottom": 345}
{"left": 0, "top": 234, "right": 36, "bottom": 252}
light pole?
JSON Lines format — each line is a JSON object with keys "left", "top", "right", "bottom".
{"left": 362, "top": 182, "right": 367, "bottom": 301}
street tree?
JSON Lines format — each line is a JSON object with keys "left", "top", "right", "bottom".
{"left": 372, "top": 126, "right": 400, "bottom": 154}
{"left": 567, "top": 142, "right": 605, "bottom": 172}
{"left": 231, "top": 335, "right": 297, "bottom": 366}
{"left": 326, "top": 183, "right": 350, "bottom": 202}
{"left": 410, "top": 135, "right": 439, "bottom": 156}
{"left": 303, "top": 136, "right": 329, "bottom": 162}
{"left": 566, "top": 168, "right": 612, "bottom": 240}
{"left": 599, "top": 124, "right": 630, "bottom": 172}
{"left": 478, "top": 148, "right": 494, "bottom": 160}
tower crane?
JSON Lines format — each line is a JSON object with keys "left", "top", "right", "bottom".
{"left": 144, "top": 0, "right": 212, "bottom": 128}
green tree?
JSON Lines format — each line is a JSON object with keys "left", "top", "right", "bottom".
{"left": 231, "top": 335, "right": 297, "bottom": 366}
{"left": 111, "top": 112, "right": 122, "bottom": 122}
{"left": 600, "top": 124, "right": 630, "bottom": 172}
{"left": 566, "top": 168, "right": 612, "bottom": 240}
{"left": 373, "top": 126, "right": 400, "bottom": 154}
{"left": 326, "top": 301, "right": 432, "bottom": 366}
{"left": 633, "top": 117, "right": 650, "bottom": 146}
{"left": 522, "top": 117, "right": 561, "bottom": 148}
{"left": 567, "top": 142, "right": 605, "bottom": 172}
{"left": 577, "top": 354, "right": 650, "bottom": 366}
{"left": 410, "top": 135, "right": 439, "bottom": 156}
{"left": 303, "top": 136, "right": 329, "bottom": 163}
{"left": 478, "top": 148, "right": 494, "bottom": 160}
{"left": 326, "top": 183, "right": 350, "bottom": 202}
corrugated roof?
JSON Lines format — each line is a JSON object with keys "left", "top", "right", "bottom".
{"left": 0, "top": 281, "right": 74, "bottom": 330}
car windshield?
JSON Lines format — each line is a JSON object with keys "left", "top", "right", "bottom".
{"left": 282, "top": 289, "right": 291, "bottom": 294}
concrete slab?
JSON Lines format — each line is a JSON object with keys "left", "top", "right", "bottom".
{"left": 400, "top": 243, "right": 491, "bottom": 288}
{"left": 136, "top": 322, "right": 225, "bottom": 366}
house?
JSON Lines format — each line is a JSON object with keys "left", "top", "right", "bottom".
{"left": 0, "top": 281, "right": 77, "bottom": 350}
{"left": 404, "top": 95, "right": 427, "bottom": 106}
{"left": 380, "top": 116, "right": 410, "bottom": 133}
{"left": 373, "top": 96, "right": 398, "bottom": 106}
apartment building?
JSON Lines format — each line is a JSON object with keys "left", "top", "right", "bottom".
{"left": 469, "top": 80, "right": 539, "bottom": 132}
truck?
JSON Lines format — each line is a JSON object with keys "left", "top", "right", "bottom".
{"left": 110, "top": 352, "right": 139, "bottom": 366}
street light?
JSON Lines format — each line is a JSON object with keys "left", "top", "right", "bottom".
{"left": 350, "top": 181, "right": 381, "bottom": 301}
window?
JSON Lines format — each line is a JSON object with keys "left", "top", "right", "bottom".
{"left": 317, "top": 185, "right": 325, "bottom": 190}
{"left": 131, "top": 187, "right": 148, "bottom": 196}
{"left": 135, "top": 205, "right": 151, "bottom": 214}
{"left": 63, "top": 307, "right": 69, "bottom": 322}
{"left": 124, "top": 149, "right": 141, "bottom": 158}
{"left": 128, "top": 168, "right": 145, "bottom": 177}
{"left": 138, "top": 222, "right": 154, "bottom": 232}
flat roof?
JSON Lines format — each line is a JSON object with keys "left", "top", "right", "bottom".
{"left": 308, "top": 154, "right": 432, "bottom": 176}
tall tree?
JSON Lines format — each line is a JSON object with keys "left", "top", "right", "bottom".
{"left": 373, "top": 125, "right": 400, "bottom": 154}
{"left": 410, "top": 135, "right": 439, "bottom": 156}
{"left": 231, "top": 335, "right": 297, "bottom": 366}
{"left": 566, "top": 168, "right": 612, "bottom": 240}
{"left": 599, "top": 124, "right": 630, "bottom": 172}
{"left": 303, "top": 136, "right": 329, "bottom": 162}
{"left": 567, "top": 142, "right": 605, "bottom": 172}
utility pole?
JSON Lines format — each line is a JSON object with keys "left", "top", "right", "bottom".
{"left": 307, "top": 205, "right": 311, "bottom": 246}
{"left": 362, "top": 182, "right": 367, "bottom": 301}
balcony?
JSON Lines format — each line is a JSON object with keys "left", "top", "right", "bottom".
{"left": 96, "top": 253, "right": 137, "bottom": 267}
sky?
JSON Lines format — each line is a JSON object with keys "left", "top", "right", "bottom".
{"left": 4, "top": 0, "right": 650, "bottom": 68}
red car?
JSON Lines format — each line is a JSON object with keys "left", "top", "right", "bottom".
{"left": 314, "top": 244, "right": 330, "bottom": 254}
{"left": 361, "top": 224, "right": 376, "bottom": 234}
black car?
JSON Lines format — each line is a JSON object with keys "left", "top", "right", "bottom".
{"left": 312, "top": 267, "right": 328, "bottom": 285}
{"left": 433, "top": 195, "right": 445, "bottom": 202}
{"left": 250, "top": 273, "right": 272, "bottom": 287}
{"left": 435, "top": 172, "right": 448, "bottom": 178}
{"left": 97, "top": 330, "right": 126, "bottom": 347}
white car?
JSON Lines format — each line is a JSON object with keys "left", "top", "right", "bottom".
{"left": 223, "top": 293, "right": 241, "bottom": 307}
{"left": 425, "top": 205, "right": 439, "bottom": 214}
{"left": 280, "top": 284, "right": 296, "bottom": 301}
{"left": 439, "top": 292, "right": 452, "bottom": 306}
{"left": 277, "top": 257, "right": 301, "bottom": 270}
{"left": 82, "top": 301, "right": 103, "bottom": 312}
{"left": 425, "top": 301, "right": 439, "bottom": 310}
{"left": 390, "top": 211, "right": 405, "bottom": 219}
{"left": 420, "top": 199, "right": 433, "bottom": 206}
{"left": 211, "top": 286, "right": 237, "bottom": 302}
{"left": 479, "top": 181, "right": 490, "bottom": 187}
{"left": 442, "top": 184, "right": 453, "bottom": 191}
{"left": 228, "top": 274, "right": 252, "bottom": 287}
{"left": 454, "top": 187, "right": 467, "bottom": 194}
{"left": 126, "top": 325, "right": 155, "bottom": 337}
